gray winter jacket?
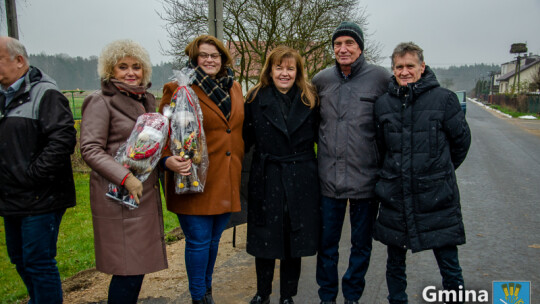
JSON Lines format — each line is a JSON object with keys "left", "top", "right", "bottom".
{"left": 313, "top": 54, "right": 390, "bottom": 199}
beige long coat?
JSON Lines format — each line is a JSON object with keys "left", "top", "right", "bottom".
{"left": 80, "top": 81, "right": 168, "bottom": 275}
{"left": 159, "top": 81, "right": 244, "bottom": 215}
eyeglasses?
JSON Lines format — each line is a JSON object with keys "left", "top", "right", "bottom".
{"left": 199, "top": 52, "right": 221, "bottom": 60}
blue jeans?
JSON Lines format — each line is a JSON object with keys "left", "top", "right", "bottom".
{"left": 177, "top": 213, "right": 231, "bottom": 300}
{"left": 4, "top": 209, "right": 66, "bottom": 304}
{"left": 386, "top": 245, "right": 464, "bottom": 304}
{"left": 316, "top": 197, "right": 377, "bottom": 302}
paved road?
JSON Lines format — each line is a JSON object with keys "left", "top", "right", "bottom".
{"left": 165, "top": 99, "right": 540, "bottom": 304}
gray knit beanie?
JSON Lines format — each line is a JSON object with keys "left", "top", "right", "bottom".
{"left": 332, "top": 21, "right": 364, "bottom": 51}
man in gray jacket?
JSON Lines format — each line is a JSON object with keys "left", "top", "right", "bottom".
{"left": 313, "top": 21, "right": 390, "bottom": 304}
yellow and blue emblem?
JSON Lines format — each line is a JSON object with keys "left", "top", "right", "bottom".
{"left": 493, "top": 281, "right": 530, "bottom": 304}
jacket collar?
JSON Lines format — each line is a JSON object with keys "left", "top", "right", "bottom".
{"left": 388, "top": 65, "right": 440, "bottom": 99}
{"left": 258, "top": 85, "right": 312, "bottom": 138}
{"left": 192, "top": 82, "right": 241, "bottom": 126}
{"left": 334, "top": 53, "right": 366, "bottom": 80}
{"left": 101, "top": 80, "right": 155, "bottom": 120}
{"left": 1, "top": 67, "right": 54, "bottom": 114}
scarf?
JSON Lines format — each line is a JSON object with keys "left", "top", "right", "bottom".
{"left": 272, "top": 83, "right": 299, "bottom": 122}
{"left": 110, "top": 79, "right": 149, "bottom": 101}
{"left": 189, "top": 61, "right": 234, "bottom": 120}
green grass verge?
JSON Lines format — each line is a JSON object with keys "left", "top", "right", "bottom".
{"left": 489, "top": 104, "right": 540, "bottom": 118}
{"left": 66, "top": 92, "right": 163, "bottom": 120}
{"left": 0, "top": 173, "right": 179, "bottom": 303}
{"left": 67, "top": 96, "right": 85, "bottom": 120}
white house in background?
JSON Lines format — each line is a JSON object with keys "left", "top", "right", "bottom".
{"left": 497, "top": 53, "right": 540, "bottom": 93}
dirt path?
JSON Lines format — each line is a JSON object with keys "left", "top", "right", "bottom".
{"left": 61, "top": 224, "right": 258, "bottom": 304}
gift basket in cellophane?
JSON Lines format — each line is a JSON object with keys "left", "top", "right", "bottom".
{"left": 163, "top": 68, "right": 208, "bottom": 194}
{"left": 106, "top": 112, "right": 169, "bottom": 208}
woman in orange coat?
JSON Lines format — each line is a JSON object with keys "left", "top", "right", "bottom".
{"left": 159, "top": 35, "right": 244, "bottom": 304}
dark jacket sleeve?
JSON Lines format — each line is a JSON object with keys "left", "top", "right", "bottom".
{"left": 374, "top": 107, "right": 386, "bottom": 167}
{"left": 242, "top": 97, "right": 256, "bottom": 153}
{"left": 313, "top": 104, "right": 321, "bottom": 144}
{"left": 443, "top": 91, "right": 471, "bottom": 169}
{"left": 26, "top": 90, "right": 76, "bottom": 183}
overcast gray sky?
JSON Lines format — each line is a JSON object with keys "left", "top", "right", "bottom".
{"left": 2, "top": 0, "right": 540, "bottom": 68}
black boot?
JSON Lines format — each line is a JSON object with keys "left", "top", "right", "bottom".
{"left": 192, "top": 299, "right": 206, "bottom": 304}
{"left": 205, "top": 287, "right": 215, "bottom": 304}
{"left": 250, "top": 294, "right": 270, "bottom": 304}
{"left": 280, "top": 298, "right": 294, "bottom": 304}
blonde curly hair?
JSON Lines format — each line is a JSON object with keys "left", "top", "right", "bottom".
{"left": 98, "top": 39, "right": 152, "bottom": 86}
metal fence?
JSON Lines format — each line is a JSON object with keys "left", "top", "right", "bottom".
{"left": 488, "top": 93, "right": 540, "bottom": 114}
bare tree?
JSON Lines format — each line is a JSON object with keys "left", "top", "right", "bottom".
{"left": 159, "top": 0, "right": 382, "bottom": 89}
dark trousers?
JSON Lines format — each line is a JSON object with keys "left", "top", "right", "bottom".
{"left": 108, "top": 274, "right": 145, "bottom": 304}
{"left": 4, "top": 209, "right": 65, "bottom": 304}
{"left": 255, "top": 257, "right": 301, "bottom": 299}
{"left": 386, "top": 245, "right": 464, "bottom": 304}
{"left": 316, "top": 197, "right": 377, "bottom": 302}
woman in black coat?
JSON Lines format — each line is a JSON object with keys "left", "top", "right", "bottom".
{"left": 243, "top": 46, "right": 320, "bottom": 304}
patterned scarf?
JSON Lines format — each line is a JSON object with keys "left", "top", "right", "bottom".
{"left": 188, "top": 61, "right": 234, "bottom": 120}
{"left": 111, "top": 79, "right": 148, "bottom": 101}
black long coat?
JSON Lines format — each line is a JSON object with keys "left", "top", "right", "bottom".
{"left": 373, "top": 67, "right": 471, "bottom": 253}
{"left": 243, "top": 85, "right": 320, "bottom": 259}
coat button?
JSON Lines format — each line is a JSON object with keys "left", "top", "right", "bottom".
{"left": 226, "top": 151, "right": 231, "bottom": 156}
{"left": 226, "top": 128, "right": 231, "bottom": 133}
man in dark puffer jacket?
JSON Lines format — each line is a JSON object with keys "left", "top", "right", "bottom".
{"left": 373, "top": 42, "right": 471, "bottom": 304}
{"left": 0, "top": 36, "right": 76, "bottom": 303}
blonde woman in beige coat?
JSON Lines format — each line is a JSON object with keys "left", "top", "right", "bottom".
{"left": 80, "top": 40, "right": 167, "bottom": 304}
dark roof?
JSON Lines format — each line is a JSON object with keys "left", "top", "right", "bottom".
{"left": 497, "top": 58, "right": 540, "bottom": 82}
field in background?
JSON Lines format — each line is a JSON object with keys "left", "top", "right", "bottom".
{"left": 63, "top": 89, "right": 164, "bottom": 120}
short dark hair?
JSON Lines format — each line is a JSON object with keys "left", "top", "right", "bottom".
{"left": 391, "top": 42, "right": 424, "bottom": 67}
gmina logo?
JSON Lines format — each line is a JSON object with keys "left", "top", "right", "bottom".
{"left": 493, "top": 281, "right": 530, "bottom": 304}
{"left": 422, "top": 285, "right": 488, "bottom": 303}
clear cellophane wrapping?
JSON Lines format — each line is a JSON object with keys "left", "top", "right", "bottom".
{"left": 163, "top": 68, "right": 208, "bottom": 194}
{"left": 106, "top": 113, "right": 169, "bottom": 208}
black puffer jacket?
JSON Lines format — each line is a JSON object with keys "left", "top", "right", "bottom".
{"left": 0, "top": 67, "right": 76, "bottom": 216}
{"left": 373, "top": 66, "right": 471, "bottom": 252}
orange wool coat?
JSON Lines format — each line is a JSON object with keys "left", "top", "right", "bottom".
{"left": 159, "top": 81, "right": 244, "bottom": 215}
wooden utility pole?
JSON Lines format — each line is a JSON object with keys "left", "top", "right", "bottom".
{"left": 5, "top": 0, "right": 18, "bottom": 39}
{"left": 208, "top": 0, "right": 223, "bottom": 40}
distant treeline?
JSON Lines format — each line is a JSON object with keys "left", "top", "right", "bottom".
{"left": 29, "top": 53, "right": 176, "bottom": 92}
{"left": 431, "top": 64, "right": 500, "bottom": 92}
{"left": 29, "top": 53, "right": 499, "bottom": 93}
